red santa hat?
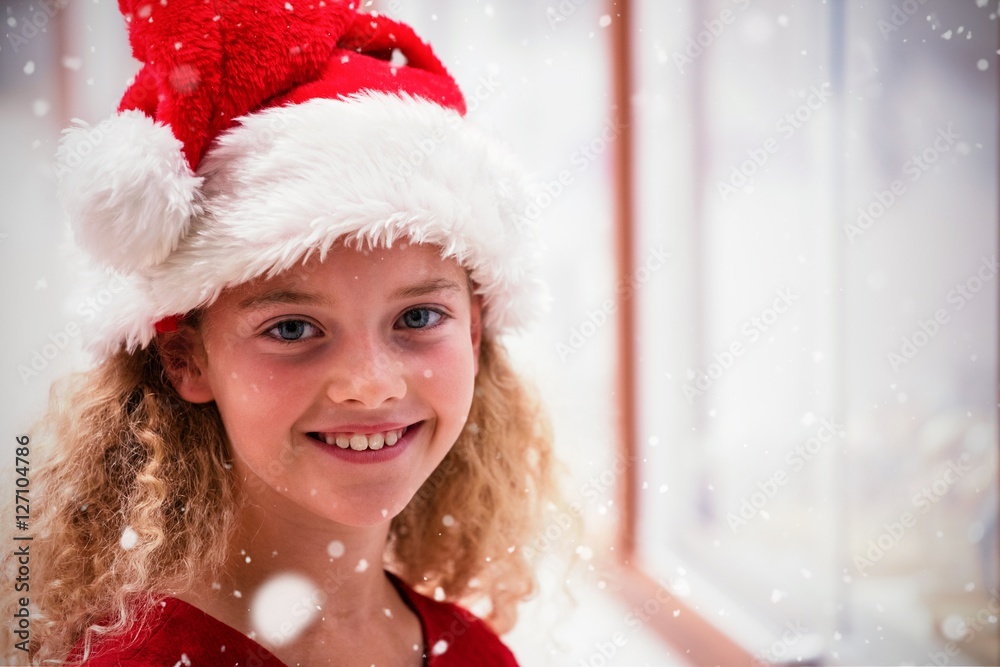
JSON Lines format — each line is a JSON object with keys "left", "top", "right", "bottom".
{"left": 57, "top": 0, "right": 542, "bottom": 360}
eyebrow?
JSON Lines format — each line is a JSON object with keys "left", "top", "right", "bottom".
{"left": 390, "top": 278, "right": 464, "bottom": 300}
{"left": 235, "top": 278, "right": 464, "bottom": 312}
{"left": 236, "top": 289, "right": 331, "bottom": 312}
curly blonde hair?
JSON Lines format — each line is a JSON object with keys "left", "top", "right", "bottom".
{"left": 1, "top": 316, "right": 558, "bottom": 664}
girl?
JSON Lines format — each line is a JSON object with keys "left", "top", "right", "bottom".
{"left": 2, "top": 1, "right": 558, "bottom": 664}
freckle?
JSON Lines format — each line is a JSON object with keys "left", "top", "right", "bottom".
{"left": 423, "top": 369, "right": 433, "bottom": 378}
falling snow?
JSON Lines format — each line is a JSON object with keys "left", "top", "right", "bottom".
{"left": 119, "top": 526, "right": 139, "bottom": 550}
{"left": 5, "top": 6, "right": 996, "bottom": 667}
{"left": 250, "top": 573, "right": 320, "bottom": 646}
{"left": 327, "top": 540, "right": 345, "bottom": 558}
{"left": 390, "top": 47, "right": 408, "bottom": 68}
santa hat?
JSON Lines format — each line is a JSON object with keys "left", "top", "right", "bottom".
{"left": 56, "top": 0, "right": 542, "bottom": 361}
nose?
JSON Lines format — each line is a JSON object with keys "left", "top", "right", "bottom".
{"left": 324, "top": 334, "right": 406, "bottom": 408}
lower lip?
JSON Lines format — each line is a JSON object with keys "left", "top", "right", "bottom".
{"left": 308, "top": 423, "right": 421, "bottom": 464}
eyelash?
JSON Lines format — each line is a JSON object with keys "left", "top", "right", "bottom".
{"left": 394, "top": 307, "right": 449, "bottom": 331}
{"left": 264, "top": 319, "right": 320, "bottom": 345}
{"left": 262, "top": 308, "right": 450, "bottom": 345}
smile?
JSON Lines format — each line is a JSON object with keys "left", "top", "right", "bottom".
{"left": 307, "top": 426, "right": 409, "bottom": 452}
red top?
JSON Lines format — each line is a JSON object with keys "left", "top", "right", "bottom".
{"left": 67, "top": 572, "right": 518, "bottom": 666}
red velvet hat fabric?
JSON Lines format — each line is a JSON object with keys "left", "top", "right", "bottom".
{"left": 115, "top": 0, "right": 466, "bottom": 170}
{"left": 56, "top": 0, "right": 544, "bottom": 358}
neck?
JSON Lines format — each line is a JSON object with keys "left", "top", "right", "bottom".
{"left": 175, "top": 472, "right": 426, "bottom": 666}
{"left": 183, "top": 479, "right": 399, "bottom": 640}
{"left": 234, "top": 498, "right": 393, "bottom": 612}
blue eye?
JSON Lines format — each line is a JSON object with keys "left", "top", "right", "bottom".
{"left": 266, "top": 319, "right": 317, "bottom": 343}
{"left": 398, "top": 308, "right": 445, "bottom": 330}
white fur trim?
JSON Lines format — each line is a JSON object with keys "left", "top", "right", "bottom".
{"left": 76, "top": 94, "right": 545, "bottom": 359}
{"left": 56, "top": 110, "right": 202, "bottom": 273}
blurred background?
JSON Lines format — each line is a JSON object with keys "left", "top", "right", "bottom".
{"left": 1, "top": 0, "right": 997, "bottom": 664}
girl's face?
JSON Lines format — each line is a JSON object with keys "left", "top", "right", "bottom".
{"left": 172, "top": 242, "right": 481, "bottom": 527}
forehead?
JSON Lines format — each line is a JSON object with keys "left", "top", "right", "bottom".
{"left": 222, "top": 242, "right": 468, "bottom": 305}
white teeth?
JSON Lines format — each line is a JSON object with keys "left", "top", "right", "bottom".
{"left": 315, "top": 427, "right": 407, "bottom": 451}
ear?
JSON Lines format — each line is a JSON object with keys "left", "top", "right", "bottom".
{"left": 156, "top": 324, "right": 215, "bottom": 404}
{"left": 470, "top": 294, "right": 483, "bottom": 376}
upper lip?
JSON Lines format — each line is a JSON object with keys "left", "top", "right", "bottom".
{"left": 308, "top": 421, "right": 418, "bottom": 435}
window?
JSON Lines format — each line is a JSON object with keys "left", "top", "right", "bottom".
{"left": 630, "top": 0, "right": 998, "bottom": 663}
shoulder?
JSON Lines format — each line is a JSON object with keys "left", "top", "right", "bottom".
{"left": 387, "top": 572, "right": 520, "bottom": 667}
{"left": 67, "top": 597, "right": 286, "bottom": 667}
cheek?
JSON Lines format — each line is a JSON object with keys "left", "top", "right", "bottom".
{"left": 207, "top": 353, "right": 307, "bottom": 435}
{"left": 208, "top": 360, "right": 313, "bottom": 486}
{"left": 414, "top": 340, "right": 477, "bottom": 421}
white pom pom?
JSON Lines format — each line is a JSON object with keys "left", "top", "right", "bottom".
{"left": 56, "top": 110, "right": 202, "bottom": 273}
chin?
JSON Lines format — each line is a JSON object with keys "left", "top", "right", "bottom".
{"left": 306, "top": 489, "right": 413, "bottom": 529}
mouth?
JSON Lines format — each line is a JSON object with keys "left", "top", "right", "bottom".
{"left": 306, "top": 425, "right": 411, "bottom": 452}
